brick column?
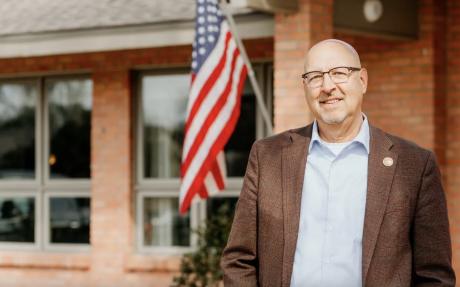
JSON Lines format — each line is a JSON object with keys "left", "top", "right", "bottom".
{"left": 91, "top": 69, "right": 133, "bottom": 286}
{"left": 447, "top": 0, "right": 460, "bottom": 274}
{"left": 273, "top": 0, "right": 333, "bottom": 132}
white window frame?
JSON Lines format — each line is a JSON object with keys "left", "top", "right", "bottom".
{"left": 135, "top": 62, "right": 273, "bottom": 254}
{"left": 0, "top": 75, "right": 92, "bottom": 252}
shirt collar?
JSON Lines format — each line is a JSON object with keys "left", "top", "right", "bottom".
{"left": 308, "top": 114, "right": 370, "bottom": 154}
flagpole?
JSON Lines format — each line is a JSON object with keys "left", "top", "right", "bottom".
{"left": 220, "top": 2, "right": 273, "bottom": 136}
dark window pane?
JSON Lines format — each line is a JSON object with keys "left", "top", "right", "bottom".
{"left": 143, "top": 198, "right": 190, "bottom": 247}
{"left": 225, "top": 81, "right": 256, "bottom": 177}
{"left": 47, "top": 78, "right": 92, "bottom": 179}
{"left": 0, "top": 197, "right": 35, "bottom": 242}
{"left": 142, "top": 74, "right": 188, "bottom": 178}
{"left": 206, "top": 197, "right": 238, "bottom": 220}
{"left": 0, "top": 82, "right": 36, "bottom": 179}
{"left": 50, "top": 197, "right": 90, "bottom": 244}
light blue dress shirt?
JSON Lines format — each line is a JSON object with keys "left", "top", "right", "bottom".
{"left": 290, "top": 116, "right": 370, "bottom": 287}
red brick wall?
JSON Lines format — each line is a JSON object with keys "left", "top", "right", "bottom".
{"left": 91, "top": 69, "right": 133, "bottom": 285}
{"left": 274, "top": 0, "right": 445, "bottom": 151}
{"left": 274, "top": 0, "right": 333, "bottom": 132}
{"left": 338, "top": 0, "right": 459, "bottom": 275}
{"left": 335, "top": 0, "right": 439, "bottom": 150}
{"left": 0, "top": 38, "right": 273, "bottom": 287}
{"left": 447, "top": 0, "right": 460, "bottom": 273}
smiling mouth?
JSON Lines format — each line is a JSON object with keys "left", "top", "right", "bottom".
{"left": 320, "top": 98, "right": 343, "bottom": 105}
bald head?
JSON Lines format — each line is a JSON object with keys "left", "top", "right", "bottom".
{"left": 305, "top": 39, "right": 361, "bottom": 72}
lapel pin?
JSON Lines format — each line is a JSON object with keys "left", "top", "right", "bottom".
{"left": 383, "top": 157, "right": 393, "bottom": 167}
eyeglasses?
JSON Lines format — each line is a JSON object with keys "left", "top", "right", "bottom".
{"left": 301, "top": 66, "right": 361, "bottom": 88}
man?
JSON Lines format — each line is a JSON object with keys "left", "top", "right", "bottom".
{"left": 221, "top": 39, "right": 455, "bottom": 287}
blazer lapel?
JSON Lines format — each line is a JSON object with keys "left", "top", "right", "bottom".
{"left": 362, "top": 126, "right": 398, "bottom": 283}
{"left": 281, "top": 125, "right": 311, "bottom": 287}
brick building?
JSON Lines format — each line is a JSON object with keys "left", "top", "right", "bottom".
{"left": 0, "top": 0, "right": 457, "bottom": 286}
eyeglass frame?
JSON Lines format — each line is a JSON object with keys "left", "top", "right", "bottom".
{"left": 301, "top": 66, "right": 362, "bottom": 88}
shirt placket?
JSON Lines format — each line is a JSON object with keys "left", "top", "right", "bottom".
{"left": 320, "top": 148, "right": 338, "bottom": 283}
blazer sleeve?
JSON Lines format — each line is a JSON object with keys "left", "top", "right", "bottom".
{"left": 221, "top": 142, "right": 259, "bottom": 287}
{"left": 412, "top": 151, "right": 456, "bottom": 286}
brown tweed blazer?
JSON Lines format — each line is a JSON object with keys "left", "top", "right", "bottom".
{"left": 221, "top": 124, "right": 455, "bottom": 287}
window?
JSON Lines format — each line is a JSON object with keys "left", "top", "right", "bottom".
{"left": 0, "top": 76, "right": 92, "bottom": 251}
{"left": 136, "top": 64, "right": 273, "bottom": 252}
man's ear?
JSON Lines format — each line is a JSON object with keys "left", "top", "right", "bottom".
{"left": 360, "top": 68, "right": 368, "bottom": 94}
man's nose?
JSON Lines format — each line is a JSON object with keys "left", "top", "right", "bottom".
{"left": 320, "top": 73, "right": 336, "bottom": 93}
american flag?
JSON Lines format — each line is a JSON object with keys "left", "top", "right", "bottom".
{"left": 179, "top": 0, "right": 248, "bottom": 214}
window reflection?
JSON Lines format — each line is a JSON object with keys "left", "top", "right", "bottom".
{"left": 50, "top": 197, "right": 90, "bottom": 244}
{"left": 0, "top": 197, "right": 34, "bottom": 242}
{"left": 0, "top": 83, "right": 36, "bottom": 179}
{"left": 143, "top": 197, "right": 190, "bottom": 247}
{"left": 142, "top": 74, "right": 188, "bottom": 178}
{"left": 47, "top": 78, "right": 92, "bottom": 179}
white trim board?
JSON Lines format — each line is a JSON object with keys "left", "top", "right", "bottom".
{"left": 0, "top": 14, "right": 274, "bottom": 59}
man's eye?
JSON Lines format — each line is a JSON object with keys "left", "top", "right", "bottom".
{"left": 309, "top": 74, "right": 322, "bottom": 81}
{"left": 331, "top": 71, "right": 347, "bottom": 76}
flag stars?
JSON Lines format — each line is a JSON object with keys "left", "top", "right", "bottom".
{"left": 208, "top": 15, "right": 218, "bottom": 22}
{"left": 193, "top": 0, "right": 223, "bottom": 72}
{"left": 207, "top": 25, "right": 218, "bottom": 32}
